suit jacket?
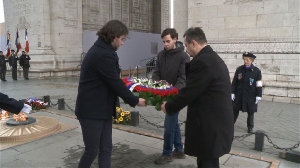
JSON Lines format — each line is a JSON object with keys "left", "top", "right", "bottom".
{"left": 0, "top": 92, "right": 23, "bottom": 114}
{"left": 9, "top": 54, "right": 19, "bottom": 68}
{"left": 165, "top": 45, "right": 234, "bottom": 159}
{"left": 75, "top": 37, "right": 139, "bottom": 120}
{"left": 19, "top": 54, "right": 31, "bottom": 67}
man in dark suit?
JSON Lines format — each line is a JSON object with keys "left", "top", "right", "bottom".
{"left": 0, "top": 51, "right": 8, "bottom": 81}
{"left": 0, "top": 92, "right": 32, "bottom": 114}
{"left": 75, "top": 20, "right": 146, "bottom": 168}
{"left": 8, "top": 50, "right": 19, "bottom": 80}
{"left": 161, "top": 27, "right": 234, "bottom": 168}
{"left": 19, "top": 51, "right": 30, "bottom": 80}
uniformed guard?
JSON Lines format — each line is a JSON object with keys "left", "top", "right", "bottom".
{"left": 231, "top": 52, "right": 262, "bottom": 133}
{"left": 19, "top": 51, "right": 31, "bottom": 80}
{"left": 8, "top": 50, "right": 19, "bottom": 80}
{"left": 0, "top": 51, "right": 8, "bottom": 81}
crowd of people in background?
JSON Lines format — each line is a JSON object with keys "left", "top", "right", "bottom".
{"left": 0, "top": 50, "right": 30, "bottom": 81}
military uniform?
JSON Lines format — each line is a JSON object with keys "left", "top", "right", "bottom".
{"left": 231, "top": 52, "right": 262, "bottom": 133}
{"left": 0, "top": 53, "right": 8, "bottom": 81}
{"left": 9, "top": 51, "right": 19, "bottom": 80}
{"left": 19, "top": 52, "right": 30, "bottom": 80}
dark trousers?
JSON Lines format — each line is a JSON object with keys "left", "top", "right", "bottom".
{"left": 23, "top": 67, "right": 29, "bottom": 79}
{"left": 78, "top": 118, "right": 112, "bottom": 168}
{"left": 11, "top": 67, "right": 17, "bottom": 80}
{"left": 197, "top": 158, "right": 219, "bottom": 168}
{"left": 0, "top": 67, "right": 6, "bottom": 80}
{"left": 233, "top": 109, "right": 254, "bottom": 129}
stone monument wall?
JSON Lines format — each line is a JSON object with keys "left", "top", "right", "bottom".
{"left": 174, "top": 0, "right": 300, "bottom": 103}
{"left": 3, "top": 0, "right": 83, "bottom": 72}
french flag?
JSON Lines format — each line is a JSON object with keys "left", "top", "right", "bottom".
{"left": 25, "top": 28, "right": 29, "bottom": 53}
{"left": 6, "top": 32, "right": 10, "bottom": 57}
{"left": 15, "top": 29, "right": 22, "bottom": 51}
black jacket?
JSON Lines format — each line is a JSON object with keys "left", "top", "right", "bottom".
{"left": 75, "top": 37, "right": 139, "bottom": 120}
{"left": 0, "top": 55, "right": 8, "bottom": 68}
{"left": 231, "top": 64, "right": 262, "bottom": 113}
{"left": 19, "top": 54, "right": 31, "bottom": 67}
{"left": 9, "top": 54, "right": 19, "bottom": 68}
{"left": 152, "top": 42, "right": 190, "bottom": 90}
{"left": 165, "top": 45, "right": 234, "bottom": 159}
{"left": 0, "top": 92, "right": 23, "bottom": 114}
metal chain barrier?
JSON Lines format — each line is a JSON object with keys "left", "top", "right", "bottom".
{"left": 64, "top": 101, "right": 75, "bottom": 113}
{"left": 50, "top": 100, "right": 58, "bottom": 106}
{"left": 139, "top": 114, "right": 186, "bottom": 129}
{"left": 233, "top": 133, "right": 254, "bottom": 139}
{"left": 264, "top": 134, "right": 300, "bottom": 151}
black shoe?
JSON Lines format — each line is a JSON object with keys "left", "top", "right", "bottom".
{"left": 13, "top": 79, "right": 17, "bottom": 81}
{"left": 248, "top": 129, "right": 253, "bottom": 133}
{"left": 2, "top": 79, "right": 7, "bottom": 81}
{"left": 25, "top": 78, "right": 29, "bottom": 80}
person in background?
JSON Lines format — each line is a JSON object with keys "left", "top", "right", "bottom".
{"left": 19, "top": 51, "right": 30, "bottom": 80}
{"left": 161, "top": 27, "right": 234, "bottom": 168}
{"left": 9, "top": 50, "right": 19, "bottom": 81}
{"left": 75, "top": 20, "right": 146, "bottom": 168}
{"left": 152, "top": 28, "right": 190, "bottom": 165}
{"left": 0, "top": 51, "right": 8, "bottom": 81}
{"left": 231, "top": 52, "right": 262, "bottom": 133}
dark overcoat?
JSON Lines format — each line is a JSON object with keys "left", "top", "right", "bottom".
{"left": 165, "top": 45, "right": 234, "bottom": 159}
{"left": 9, "top": 54, "right": 19, "bottom": 68}
{"left": 0, "top": 92, "right": 24, "bottom": 114}
{"left": 75, "top": 37, "right": 139, "bottom": 120}
{"left": 19, "top": 55, "right": 31, "bottom": 68}
{"left": 231, "top": 65, "right": 262, "bottom": 113}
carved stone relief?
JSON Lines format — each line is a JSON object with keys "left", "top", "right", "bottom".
{"left": 17, "top": 16, "right": 31, "bottom": 30}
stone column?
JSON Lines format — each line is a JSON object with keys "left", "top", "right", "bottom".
{"left": 153, "top": 0, "right": 170, "bottom": 34}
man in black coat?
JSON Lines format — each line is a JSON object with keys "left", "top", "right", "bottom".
{"left": 8, "top": 50, "right": 19, "bottom": 80}
{"left": 0, "top": 51, "right": 8, "bottom": 81}
{"left": 0, "top": 92, "right": 32, "bottom": 114}
{"left": 75, "top": 20, "right": 146, "bottom": 168}
{"left": 19, "top": 51, "right": 30, "bottom": 80}
{"left": 161, "top": 27, "right": 234, "bottom": 168}
{"left": 231, "top": 52, "right": 262, "bottom": 133}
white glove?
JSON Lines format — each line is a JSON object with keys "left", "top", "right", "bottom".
{"left": 21, "top": 104, "right": 32, "bottom": 114}
{"left": 231, "top": 94, "right": 235, "bottom": 101}
{"left": 255, "top": 97, "right": 261, "bottom": 104}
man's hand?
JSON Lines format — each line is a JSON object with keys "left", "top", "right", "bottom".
{"left": 137, "top": 98, "right": 146, "bottom": 107}
{"left": 161, "top": 101, "right": 167, "bottom": 114}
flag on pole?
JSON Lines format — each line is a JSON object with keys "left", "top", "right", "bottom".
{"left": 6, "top": 32, "right": 11, "bottom": 57}
{"left": 15, "top": 29, "right": 22, "bottom": 52}
{"left": 25, "top": 28, "right": 29, "bottom": 53}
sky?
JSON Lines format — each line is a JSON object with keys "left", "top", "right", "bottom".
{"left": 0, "top": 0, "right": 4, "bottom": 23}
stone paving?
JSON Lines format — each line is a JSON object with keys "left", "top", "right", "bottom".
{"left": 0, "top": 77, "right": 299, "bottom": 167}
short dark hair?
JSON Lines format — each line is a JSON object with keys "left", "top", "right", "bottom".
{"left": 161, "top": 28, "right": 178, "bottom": 39}
{"left": 183, "top": 27, "right": 207, "bottom": 44}
{"left": 96, "top": 20, "right": 129, "bottom": 43}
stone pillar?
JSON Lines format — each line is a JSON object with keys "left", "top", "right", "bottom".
{"left": 173, "top": 0, "right": 188, "bottom": 41}
{"left": 153, "top": 0, "right": 170, "bottom": 34}
{"left": 49, "top": 0, "right": 83, "bottom": 69}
